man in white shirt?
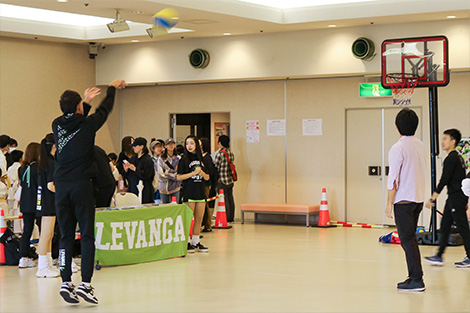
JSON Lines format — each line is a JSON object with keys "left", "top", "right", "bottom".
{"left": 386, "top": 108, "right": 426, "bottom": 292}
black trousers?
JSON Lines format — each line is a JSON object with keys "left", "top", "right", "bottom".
{"left": 95, "top": 184, "right": 115, "bottom": 208}
{"left": 56, "top": 180, "right": 95, "bottom": 283}
{"left": 394, "top": 202, "right": 424, "bottom": 281}
{"left": 19, "top": 212, "right": 39, "bottom": 258}
{"left": 217, "top": 182, "right": 235, "bottom": 222}
{"left": 438, "top": 193, "right": 470, "bottom": 257}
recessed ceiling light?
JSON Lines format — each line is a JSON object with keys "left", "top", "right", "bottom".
{"left": 446, "top": 15, "right": 456, "bottom": 18}
{"left": 57, "top": 0, "right": 68, "bottom": 2}
{"left": 238, "top": 0, "right": 375, "bottom": 9}
{"left": 328, "top": 24, "right": 337, "bottom": 27}
{"left": 131, "top": 10, "right": 144, "bottom": 14}
{"left": 223, "top": 32, "right": 232, "bottom": 35}
{"left": 131, "top": 40, "right": 139, "bottom": 42}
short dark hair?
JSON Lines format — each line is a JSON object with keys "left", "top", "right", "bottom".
{"left": 218, "top": 135, "right": 230, "bottom": 148}
{"left": 60, "top": 90, "right": 82, "bottom": 114}
{"left": 444, "top": 128, "right": 461, "bottom": 147}
{"left": 108, "top": 153, "right": 117, "bottom": 162}
{"left": 10, "top": 150, "right": 23, "bottom": 163}
{"left": 395, "top": 108, "right": 419, "bottom": 136}
{"left": 0, "top": 135, "right": 11, "bottom": 149}
{"left": 9, "top": 138, "right": 18, "bottom": 147}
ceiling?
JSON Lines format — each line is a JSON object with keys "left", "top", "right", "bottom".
{"left": 0, "top": 0, "right": 469, "bottom": 45}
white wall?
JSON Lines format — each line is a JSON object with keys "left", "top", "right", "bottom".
{"left": 96, "top": 19, "right": 470, "bottom": 85}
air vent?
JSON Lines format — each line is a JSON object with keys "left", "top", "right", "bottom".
{"left": 189, "top": 49, "right": 210, "bottom": 69}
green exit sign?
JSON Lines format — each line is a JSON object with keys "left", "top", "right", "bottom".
{"left": 359, "top": 83, "right": 392, "bottom": 97}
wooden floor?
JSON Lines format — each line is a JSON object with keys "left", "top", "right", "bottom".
{"left": 1, "top": 223, "right": 469, "bottom": 312}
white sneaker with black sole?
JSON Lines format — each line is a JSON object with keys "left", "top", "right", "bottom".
{"left": 59, "top": 282, "right": 79, "bottom": 304}
{"left": 76, "top": 283, "right": 99, "bottom": 304}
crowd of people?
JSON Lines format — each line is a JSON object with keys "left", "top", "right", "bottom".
{"left": 0, "top": 79, "right": 237, "bottom": 305}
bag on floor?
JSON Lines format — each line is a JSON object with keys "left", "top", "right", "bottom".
{"left": 0, "top": 228, "right": 20, "bottom": 265}
{"left": 379, "top": 231, "right": 401, "bottom": 244}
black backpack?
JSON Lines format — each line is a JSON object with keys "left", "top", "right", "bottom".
{"left": 0, "top": 228, "right": 20, "bottom": 266}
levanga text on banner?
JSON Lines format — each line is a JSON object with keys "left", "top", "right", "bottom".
{"left": 94, "top": 204, "right": 193, "bottom": 266}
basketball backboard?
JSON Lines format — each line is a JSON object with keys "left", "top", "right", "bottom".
{"left": 381, "top": 36, "right": 449, "bottom": 88}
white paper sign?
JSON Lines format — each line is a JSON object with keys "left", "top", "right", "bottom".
{"left": 267, "top": 119, "right": 286, "bottom": 136}
{"left": 302, "top": 119, "right": 322, "bottom": 136}
{"left": 246, "top": 120, "right": 260, "bottom": 143}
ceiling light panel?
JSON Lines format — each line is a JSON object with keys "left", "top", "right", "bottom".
{"left": 0, "top": 3, "right": 113, "bottom": 27}
{"left": 238, "top": 0, "right": 377, "bottom": 9}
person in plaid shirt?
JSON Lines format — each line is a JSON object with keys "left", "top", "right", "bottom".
{"left": 214, "top": 135, "right": 236, "bottom": 223}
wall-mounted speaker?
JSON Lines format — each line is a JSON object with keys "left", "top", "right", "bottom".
{"left": 352, "top": 37, "right": 375, "bottom": 61}
{"left": 189, "top": 49, "right": 210, "bottom": 68}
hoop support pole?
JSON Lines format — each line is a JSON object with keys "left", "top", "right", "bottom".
{"left": 429, "top": 87, "right": 439, "bottom": 244}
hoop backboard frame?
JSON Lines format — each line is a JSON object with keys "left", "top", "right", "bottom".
{"left": 381, "top": 36, "right": 449, "bottom": 89}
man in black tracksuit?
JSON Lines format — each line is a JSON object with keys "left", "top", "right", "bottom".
{"left": 424, "top": 128, "right": 470, "bottom": 268}
{"left": 53, "top": 79, "right": 125, "bottom": 304}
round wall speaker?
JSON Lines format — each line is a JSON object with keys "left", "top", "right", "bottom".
{"left": 189, "top": 49, "right": 210, "bottom": 68}
{"left": 352, "top": 37, "right": 375, "bottom": 60}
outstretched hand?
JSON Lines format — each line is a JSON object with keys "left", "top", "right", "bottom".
{"left": 109, "top": 79, "right": 127, "bottom": 89}
{"left": 84, "top": 87, "right": 101, "bottom": 103}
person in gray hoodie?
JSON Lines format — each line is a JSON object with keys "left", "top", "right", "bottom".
{"left": 157, "top": 138, "right": 181, "bottom": 204}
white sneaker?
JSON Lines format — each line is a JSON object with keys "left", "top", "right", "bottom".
{"left": 72, "top": 260, "right": 80, "bottom": 273}
{"left": 18, "top": 257, "right": 36, "bottom": 268}
{"left": 36, "top": 267, "right": 60, "bottom": 278}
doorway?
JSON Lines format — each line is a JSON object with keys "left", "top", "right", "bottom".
{"left": 345, "top": 107, "right": 423, "bottom": 225}
{"left": 170, "top": 112, "right": 230, "bottom": 153}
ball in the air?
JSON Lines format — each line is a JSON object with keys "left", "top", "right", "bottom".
{"left": 153, "top": 8, "right": 179, "bottom": 28}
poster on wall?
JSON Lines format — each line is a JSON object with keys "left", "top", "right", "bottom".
{"left": 214, "top": 123, "right": 229, "bottom": 151}
{"left": 246, "top": 120, "right": 260, "bottom": 143}
{"left": 457, "top": 137, "right": 470, "bottom": 171}
{"left": 302, "top": 119, "right": 323, "bottom": 136}
{"left": 267, "top": 119, "right": 286, "bottom": 136}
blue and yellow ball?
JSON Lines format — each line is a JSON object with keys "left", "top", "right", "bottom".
{"left": 152, "top": 8, "right": 179, "bottom": 29}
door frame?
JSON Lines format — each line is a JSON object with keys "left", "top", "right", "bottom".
{"left": 344, "top": 106, "right": 423, "bottom": 225}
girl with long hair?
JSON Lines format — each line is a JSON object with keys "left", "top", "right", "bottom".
{"left": 177, "top": 135, "right": 210, "bottom": 252}
{"left": 36, "top": 134, "right": 60, "bottom": 278}
{"left": 18, "top": 142, "right": 41, "bottom": 268}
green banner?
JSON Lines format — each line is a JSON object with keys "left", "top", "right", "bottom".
{"left": 359, "top": 83, "right": 392, "bottom": 97}
{"left": 94, "top": 204, "right": 193, "bottom": 266}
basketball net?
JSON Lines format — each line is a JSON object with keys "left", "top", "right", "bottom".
{"left": 386, "top": 73, "right": 419, "bottom": 106}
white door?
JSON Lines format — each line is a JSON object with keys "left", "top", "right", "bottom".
{"left": 346, "top": 107, "right": 423, "bottom": 225}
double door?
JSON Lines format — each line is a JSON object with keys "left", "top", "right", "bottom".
{"left": 346, "top": 107, "right": 423, "bottom": 225}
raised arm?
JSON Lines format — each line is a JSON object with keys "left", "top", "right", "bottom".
{"left": 90, "top": 80, "right": 126, "bottom": 131}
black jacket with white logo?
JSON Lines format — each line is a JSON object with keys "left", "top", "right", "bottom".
{"left": 52, "top": 86, "right": 116, "bottom": 182}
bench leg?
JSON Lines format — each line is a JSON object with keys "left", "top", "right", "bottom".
{"left": 241, "top": 212, "right": 244, "bottom": 224}
{"left": 306, "top": 213, "right": 310, "bottom": 227}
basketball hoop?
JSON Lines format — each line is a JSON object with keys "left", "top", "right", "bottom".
{"left": 386, "top": 73, "right": 419, "bottom": 106}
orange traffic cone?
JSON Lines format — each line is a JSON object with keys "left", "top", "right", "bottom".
{"left": 316, "top": 188, "right": 335, "bottom": 228}
{"left": 0, "top": 209, "right": 6, "bottom": 264}
{"left": 213, "top": 190, "right": 232, "bottom": 229}
{"left": 189, "top": 218, "right": 194, "bottom": 237}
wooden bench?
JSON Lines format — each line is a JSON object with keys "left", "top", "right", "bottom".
{"left": 240, "top": 203, "right": 320, "bottom": 227}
